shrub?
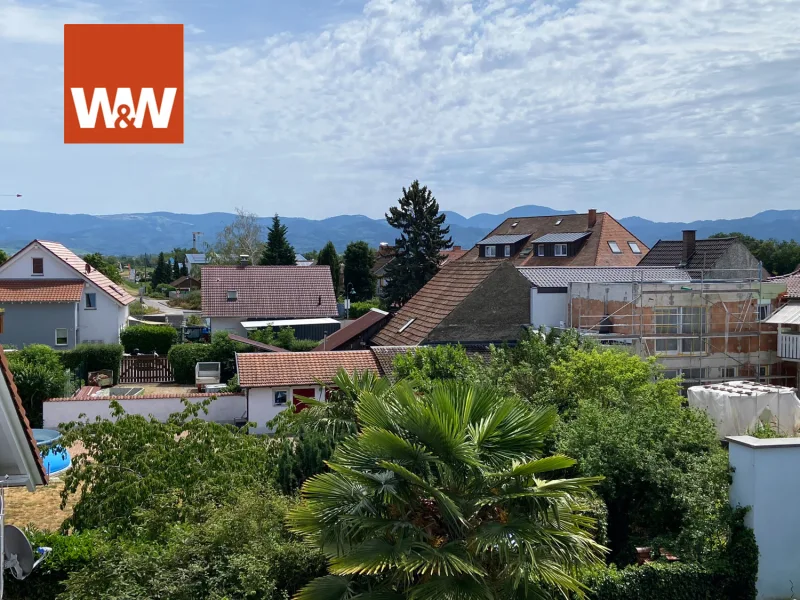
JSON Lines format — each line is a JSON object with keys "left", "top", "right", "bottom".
{"left": 348, "top": 299, "right": 379, "bottom": 318}
{"left": 61, "top": 343, "right": 124, "bottom": 384}
{"left": 7, "top": 345, "right": 70, "bottom": 427}
{"left": 2, "top": 530, "right": 99, "bottom": 600}
{"left": 120, "top": 324, "right": 178, "bottom": 355}
{"left": 392, "top": 344, "right": 480, "bottom": 389}
{"left": 268, "top": 428, "right": 336, "bottom": 495}
{"left": 289, "top": 339, "right": 319, "bottom": 352}
{"left": 584, "top": 562, "right": 726, "bottom": 600}
{"left": 167, "top": 343, "right": 213, "bottom": 384}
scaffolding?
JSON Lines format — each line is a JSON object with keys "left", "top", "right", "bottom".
{"left": 566, "top": 265, "right": 792, "bottom": 387}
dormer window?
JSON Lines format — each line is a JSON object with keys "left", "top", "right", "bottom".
{"left": 554, "top": 244, "right": 567, "bottom": 257}
{"left": 227, "top": 290, "right": 238, "bottom": 301}
{"left": 628, "top": 241, "right": 641, "bottom": 254}
{"left": 32, "top": 257, "right": 43, "bottom": 275}
{"left": 504, "top": 245, "right": 511, "bottom": 257}
{"left": 608, "top": 241, "right": 622, "bottom": 254}
{"left": 485, "top": 246, "right": 496, "bottom": 258}
{"left": 537, "top": 244, "right": 545, "bottom": 257}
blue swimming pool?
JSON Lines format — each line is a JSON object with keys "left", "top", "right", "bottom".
{"left": 32, "top": 429, "right": 72, "bottom": 476}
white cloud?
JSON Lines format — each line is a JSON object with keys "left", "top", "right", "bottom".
{"left": 2, "top": 0, "right": 800, "bottom": 219}
{"left": 0, "top": 0, "right": 102, "bottom": 44}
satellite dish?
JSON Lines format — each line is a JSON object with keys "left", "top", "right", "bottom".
{"left": 3, "top": 525, "right": 34, "bottom": 580}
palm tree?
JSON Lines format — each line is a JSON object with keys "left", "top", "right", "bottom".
{"left": 288, "top": 381, "right": 606, "bottom": 600}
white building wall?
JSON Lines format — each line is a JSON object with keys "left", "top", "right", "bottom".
{"left": 729, "top": 436, "right": 800, "bottom": 599}
{"left": 77, "top": 280, "right": 127, "bottom": 344}
{"left": 210, "top": 317, "right": 247, "bottom": 336}
{"left": 530, "top": 289, "right": 568, "bottom": 328}
{"left": 247, "top": 385, "right": 325, "bottom": 434}
{"left": 43, "top": 395, "right": 246, "bottom": 429}
{"left": 0, "top": 245, "right": 77, "bottom": 279}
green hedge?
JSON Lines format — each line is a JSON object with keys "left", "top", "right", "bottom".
{"left": 120, "top": 325, "right": 178, "bottom": 355}
{"left": 168, "top": 343, "right": 213, "bottom": 384}
{"left": 585, "top": 563, "right": 725, "bottom": 600}
{"left": 2, "top": 530, "right": 99, "bottom": 600}
{"left": 61, "top": 343, "right": 124, "bottom": 384}
{"left": 349, "top": 299, "right": 380, "bottom": 319}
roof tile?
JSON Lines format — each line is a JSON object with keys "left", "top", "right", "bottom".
{"left": 518, "top": 266, "right": 690, "bottom": 288}
{"left": 202, "top": 266, "right": 338, "bottom": 318}
{"left": 237, "top": 350, "right": 383, "bottom": 387}
{"left": 0, "top": 279, "right": 84, "bottom": 302}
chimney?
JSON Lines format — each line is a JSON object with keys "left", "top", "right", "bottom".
{"left": 587, "top": 209, "right": 597, "bottom": 228}
{"left": 682, "top": 230, "right": 696, "bottom": 264}
{"left": 238, "top": 254, "right": 249, "bottom": 267}
{"left": 452, "top": 245, "right": 461, "bottom": 251}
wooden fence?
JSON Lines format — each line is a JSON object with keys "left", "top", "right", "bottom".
{"left": 119, "top": 355, "right": 174, "bottom": 384}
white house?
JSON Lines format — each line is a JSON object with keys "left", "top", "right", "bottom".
{"left": 235, "top": 349, "right": 385, "bottom": 433}
{"left": 0, "top": 345, "right": 47, "bottom": 490}
{"left": 0, "top": 240, "right": 135, "bottom": 348}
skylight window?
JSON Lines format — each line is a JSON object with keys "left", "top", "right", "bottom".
{"left": 227, "top": 290, "right": 238, "bottom": 301}
{"left": 555, "top": 219, "right": 563, "bottom": 225}
{"left": 511, "top": 221, "right": 519, "bottom": 227}
{"left": 628, "top": 241, "right": 641, "bottom": 254}
{"left": 398, "top": 318, "right": 415, "bottom": 333}
{"left": 608, "top": 241, "right": 622, "bottom": 254}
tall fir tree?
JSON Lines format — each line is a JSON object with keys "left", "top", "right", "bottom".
{"left": 259, "top": 214, "right": 296, "bottom": 265}
{"left": 151, "top": 252, "right": 168, "bottom": 287}
{"left": 383, "top": 180, "right": 452, "bottom": 307}
{"left": 343, "top": 241, "right": 376, "bottom": 301}
{"left": 316, "top": 241, "right": 340, "bottom": 295}
{"left": 172, "top": 254, "right": 181, "bottom": 281}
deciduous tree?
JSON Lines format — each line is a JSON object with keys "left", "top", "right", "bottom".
{"left": 383, "top": 180, "right": 452, "bottom": 307}
{"left": 214, "top": 207, "right": 264, "bottom": 264}
{"left": 343, "top": 241, "right": 375, "bottom": 301}
{"left": 82, "top": 252, "right": 122, "bottom": 284}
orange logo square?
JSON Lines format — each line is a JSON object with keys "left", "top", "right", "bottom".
{"left": 64, "top": 24, "right": 184, "bottom": 144}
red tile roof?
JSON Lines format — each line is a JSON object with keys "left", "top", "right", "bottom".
{"left": 30, "top": 240, "right": 136, "bottom": 305}
{"left": 769, "top": 268, "right": 800, "bottom": 298}
{"left": 314, "top": 308, "right": 390, "bottom": 351}
{"left": 440, "top": 246, "right": 468, "bottom": 265}
{"left": 202, "top": 266, "right": 338, "bottom": 319}
{"left": 0, "top": 345, "right": 47, "bottom": 485}
{"left": 462, "top": 212, "right": 647, "bottom": 267}
{"left": 371, "top": 260, "right": 503, "bottom": 346}
{"left": 236, "top": 350, "right": 383, "bottom": 387}
{"left": 0, "top": 279, "right": 84, "bottom": 302}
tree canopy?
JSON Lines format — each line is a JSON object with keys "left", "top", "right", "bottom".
{"left": 214, "top": 207, "right": 264, "bottom": 264}
{"left": 316, "top": 241, "right": 340, "bottom": 294}
{"left": 260, "top": 214, "right": 296, "bottom": 265}
{"left": 383, "top": 180, "right": 452, "bottom": 307}
{"left": 289, "top": 381, "right": 606, "bottom": 600}
{"left": 82, "top": 252, "right": 122, "bottom": 284}
{"left": 343, "top": 240, "right": 376, "bottom": 301}
{"left": 0, "top": 248, "right": 7, "bottom": 265}
{"left": 711, "top": 231, "right": 800, "bottom": 275}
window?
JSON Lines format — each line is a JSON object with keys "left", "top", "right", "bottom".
{"left": 227, "top": 290, "right": 238, "bottom": 301}
{"left": 654, "top": 307, "right": 706, "bottom": 354}
{"left": 504, "top": 245, "right": 511, "bottom": 257}
{"left": 759, "top": 365, "right": 770, "bottom": 379}
{"left": 85, "top": 293, "right": 97, "bottom": 309}
{"left": 608, "top": 241, "right": 622, "bottom": 254}
{"left": 554, "top": 244, "right": 567, "bottom": 257}
{"left": 398, "top": 318, "right": 415, "bottom": 333}
{"left": 55, "top": 328, "right": 68, "bottom": 346}
{"left": 274, "top": 390, "right": 288, "bottom": 406}
{"left": 32, "top": 257, "right": 43, "bottom": 275}
{"left": 758, "top": 300, "right": 772, "bottom": 321}
{"left": 724, "top": 367, "right": 738, "bottom": 379}
{"left": 680, "top": 368, "right": 707, "bottom": 381}
{"left": 662, "top": 369, "right": 678, "bottom": 379}
{"left": 484, "top": 246, "right": 496, "bottom": 258}
{"left": 537, "top": 244, "right": 545, "bottom": 257}
{"left": 628, "top": 241, "right": 642, "bottom": 254}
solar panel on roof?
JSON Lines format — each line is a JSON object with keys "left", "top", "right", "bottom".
{"left": 531, "top": 232, "right": 592, "bottom": 244}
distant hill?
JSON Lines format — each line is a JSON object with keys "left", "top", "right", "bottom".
{"left": 0, "top": 207, "right": 797, "bottom": 256}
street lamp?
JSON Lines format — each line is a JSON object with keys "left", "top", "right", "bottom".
{"left": 345, "top": 283, "right": 356, "bottom": 319}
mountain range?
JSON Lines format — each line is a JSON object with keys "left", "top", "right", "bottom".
{"left": 0, "top": 206, "right": 798, "bottom": 256}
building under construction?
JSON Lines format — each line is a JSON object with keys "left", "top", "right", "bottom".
{"left": 565, "top": 267, "right": 793, "bottom": 388}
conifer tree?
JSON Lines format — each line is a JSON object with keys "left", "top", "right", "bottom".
{"left": 259, "top": 214, "right": 296, "bottom": 265}
{"left": 383, "top": 180, "right": 451, "bottom": 307}
{"left": 316, "top": 241, "right": 340, "bottom": 294}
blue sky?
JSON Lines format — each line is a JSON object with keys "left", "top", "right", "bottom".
{"left": 1, "top": 0, "right": 799, "bottom": 221}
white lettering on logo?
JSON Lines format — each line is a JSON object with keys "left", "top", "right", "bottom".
{"left": 70, "top": 88, "right": 177, "bottom": 129}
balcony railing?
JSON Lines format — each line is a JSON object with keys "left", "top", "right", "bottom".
{"left": 778, "top": 331, "right": 800, "bottom": 361}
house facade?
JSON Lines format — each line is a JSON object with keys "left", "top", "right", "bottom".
{"left": 201, "top": 265, "right": 338, "bottom": 336}
{"left": 0, "top": 240, "right": 134, "bottom": 349}
{"left": 236, "top": 349, "right": 385, "bottom": 433}
{"left": 765, "top": 269, "right": 800, "bottom": 386}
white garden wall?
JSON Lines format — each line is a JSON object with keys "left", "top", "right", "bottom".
{"left": 44, "top": 394, "right": 246, "bottom": 429}
{"left": 728, "top": 436, "right": 800, "bottom": 599}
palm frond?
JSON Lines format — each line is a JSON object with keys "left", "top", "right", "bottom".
{"left": 294, "top": 575, "right": 356, "bottom": 600}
